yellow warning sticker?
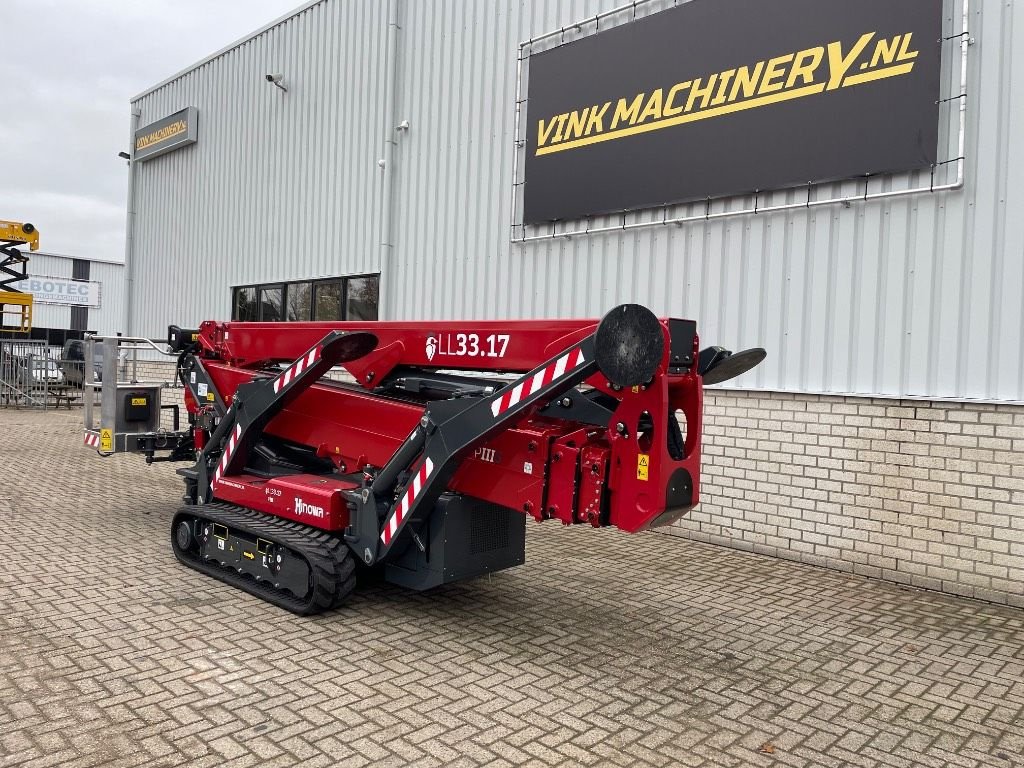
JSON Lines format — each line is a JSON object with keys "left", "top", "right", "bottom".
{"left": 130, "top": 397, "right": 147, "bottom": 406}
{"left": 206, "top": 392, "right": 215, "bottom": 402}
{"left": 637, "top": 453, "right": 650, "bottom": 481}
{"left": 99, "top": 428, "right": 113, "bottom": 452}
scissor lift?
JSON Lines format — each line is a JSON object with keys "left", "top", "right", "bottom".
{"left": 0, "top": 221, "right": 38, "bottom": 334}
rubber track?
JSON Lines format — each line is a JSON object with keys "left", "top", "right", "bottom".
{"left": 171, "top": 502, "right": 356, "bottom": 616}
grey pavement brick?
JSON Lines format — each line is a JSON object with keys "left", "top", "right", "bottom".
{"left": 1, "top": 410, "right": 1023, "bottom": 767}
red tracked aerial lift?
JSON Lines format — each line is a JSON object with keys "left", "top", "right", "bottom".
{"left": 83, "top": 305, "right": 764, "bottom": 614}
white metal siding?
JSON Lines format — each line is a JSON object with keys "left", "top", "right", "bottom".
{"left": 88, "top": 260, "right": 126, "bottom": 335}
{"left": 131, "top": 0, "right": 390, "bottom": 333}
{"left": 16, "top": 253, "right": 125, "bottom": 336}
{"left": 14, "top": 253, "right": 125, "bottom": 335}
{"left": 20, "top": 252, "right": 71, "bottom": 331}
{"left": 130, "top": 0, "right": 1024, "bottom": 401}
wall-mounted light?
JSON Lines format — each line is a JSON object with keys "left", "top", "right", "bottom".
{"left": 265, "top": 73, "right": 287, "bottom": 92}
{"left": 117, "top": 151, "right": 131, "bottom": 160}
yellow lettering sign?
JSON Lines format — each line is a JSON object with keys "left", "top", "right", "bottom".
{"left": 611, "top": 93, "right": 645, "bottom": 129}
{"left": 534, "top": 28, "right": 920, "bottom": 157}
{"left": 135, "top": 120, "right": 188, "bottom": 151}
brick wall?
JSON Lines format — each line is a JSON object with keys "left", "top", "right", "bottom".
{"left": 668, "top": 390, "right": 1024, "bottom": 609}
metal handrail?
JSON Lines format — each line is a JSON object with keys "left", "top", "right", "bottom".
{"left": 85, "top": 333, "right": 178, "bottom": 357}
{"left": 84, "top": 335, "right": 181, "bottom": 394}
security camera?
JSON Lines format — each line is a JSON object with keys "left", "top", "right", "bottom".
{"left": 265, "top": 73, "right": 287, "bottom": 92}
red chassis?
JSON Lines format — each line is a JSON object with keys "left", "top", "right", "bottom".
{"left": 184, "top": 311, "right": 703, "bottom": 536}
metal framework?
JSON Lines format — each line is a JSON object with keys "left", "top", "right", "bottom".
{"left": 509, "top": 0, "right": 971, "bottom": 244}
{"left": 0, "top": 221, "right": 38, "bottom": 333}
{"left": 171, "top": 313, "right": 704, "bottom": 553}
{"left": 88, "top": 311, "right": 711, "bottom": 546}
{"left": 83, "top": 335, "right": 185, "bottom": 453}
{"left": 0, "top": 340, "right": 49, "bottom": 408}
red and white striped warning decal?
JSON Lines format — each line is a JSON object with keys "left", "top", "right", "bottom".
{"left": 380, "top": 457, "right": 435, "bottom": 545}
{"left": 272, "top": 346, "right": 321, "bottom": 394}
{"left": 490, "top": 346, "right": 586, "bottom": 418}
{"left": 213, "top": 423, "right": 243, "bottom": 483}
{"left": 83, "top": 432, "right": 100, "bottom": 448}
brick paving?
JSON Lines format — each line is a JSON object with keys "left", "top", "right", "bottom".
{"left": 1, "top": 409, "right": 1023, "bottom": 768}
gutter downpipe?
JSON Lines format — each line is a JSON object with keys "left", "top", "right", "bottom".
{"left": 378, "top": 0, "right": 401, "bottom": 320}
{"left": 123, "top": 107, "right": 141, "bottom": 336}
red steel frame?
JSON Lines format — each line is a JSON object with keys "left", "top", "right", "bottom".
{"left": 189, "top": 317, "right": 703, "bottom": 535}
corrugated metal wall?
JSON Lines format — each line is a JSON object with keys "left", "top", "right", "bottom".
{"left": 18, "top": 253, "right": 125, "bottom": 336}
{"left": 130, "top": 0, "right": 1024, "bottom": 401}
{"left": 130, "top": 0, "right": 389, "bottom": 333}
{"left": 20, "top": 252, "right": 71, "bottom": 332}
{"left": 88, "top": 260, "right": 126, "bottom": 335}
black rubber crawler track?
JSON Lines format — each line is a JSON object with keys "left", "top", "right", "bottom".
{"left": 171, "top": 502, "right": 356, "bottom": 615}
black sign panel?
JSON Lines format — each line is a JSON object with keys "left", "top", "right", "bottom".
{"left": 134, "top": 107, "right": 199, "bottom": 162}
{"left": 522, "top": 0, "right": 942, "bottom": 223}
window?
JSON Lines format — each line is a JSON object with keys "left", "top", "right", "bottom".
{"left": 347, "top": 276, "right": 379, "bottom": 321}
{"left": 233, "top": 286, "right": 258, "bottom": 321}
{"left": 259, "top": 285, "right": 283, "bottom": 321}
{"left": 313, "top": 281, "right": 342, "bottom": 321}
{"left": 287, "top": 282, "right": 312, "bottom": 321}
{"left": 232, "top": 274, "right": 379, "bottom": 322}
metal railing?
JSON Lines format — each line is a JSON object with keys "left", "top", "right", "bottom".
{"left": 0, "top": 341, "right": 84, "bottom": 409}
{"left": 83, "top": 335, "right": 185, "bottom": 434}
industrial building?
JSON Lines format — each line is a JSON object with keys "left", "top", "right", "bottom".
{"left": 2, "top": 250, "right": 124, "bottom": 343}
{"left": 124, "top": 0, "right": 1024, "bottom": 607}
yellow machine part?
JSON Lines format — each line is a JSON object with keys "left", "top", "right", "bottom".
{"left": 0, "top": 220, "right": 38, "bottom": 333}
{"left": 0, "top": 221, "right": 39, "bottom": 251}
{"left": 0, "top": 291, "right": 32, "bottom": 333}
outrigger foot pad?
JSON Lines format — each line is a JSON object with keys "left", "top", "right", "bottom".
{"left": 595, "top": 304, "right": 665, "bottom": 388}
{"left": 700, "top": 347, "right": 767, "bottom": 385}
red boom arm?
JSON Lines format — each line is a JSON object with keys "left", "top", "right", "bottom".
{"left": 184, "top": 313, "right": 704, "bottom": 541}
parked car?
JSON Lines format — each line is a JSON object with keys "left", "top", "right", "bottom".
{"left": 29, "top": 358, "right": 64, "bottom": 386}
{"left": 60, "top": 340, "right": 129, "bottom": 386}
{"left": 60, "top": 339, "right": 103, "bottom": 386}
{"left": 2, "top": 355, "right": 63, "bottom": 388}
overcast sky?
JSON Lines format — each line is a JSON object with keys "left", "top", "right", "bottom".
{"left": 2, "top": 0, "right": 301, "bottom": 263}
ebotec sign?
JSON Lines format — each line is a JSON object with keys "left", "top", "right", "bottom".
{"left": 522, "top": 0, "right": 942, "bottom": 223}
{"left": 133, "top": 107, "right": 198, "bottom": 162}
{"left": 14, "top": 276, "right": 101, "bottom": 307}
